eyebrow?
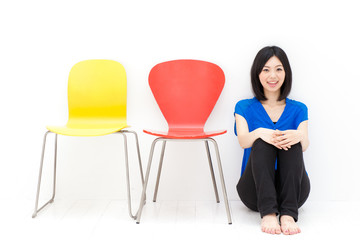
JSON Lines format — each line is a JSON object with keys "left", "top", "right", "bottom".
{"left": 263, "top": 64, "right": 283, "bottom": 68}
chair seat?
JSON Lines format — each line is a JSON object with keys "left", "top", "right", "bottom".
{"left": 143, "top": 128, "right": 227, "bottom": 139}
{"left": 47, "top": 123, "right": 129, "bottom": 137}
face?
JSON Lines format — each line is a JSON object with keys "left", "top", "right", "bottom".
{"left": 258, "top": 56, "right": 285, "bottom": 97}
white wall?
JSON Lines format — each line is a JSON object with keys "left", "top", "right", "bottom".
{"left": 1, "top": 0, "right": 359, "bottom": 205}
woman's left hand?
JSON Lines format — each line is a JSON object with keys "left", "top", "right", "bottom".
{"left": 271, "top": 130, "right": 303, "bottom": 151}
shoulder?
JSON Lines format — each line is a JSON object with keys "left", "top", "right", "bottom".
{"left": 235, "top": 97, "right": 258, "bottom": 110}
{"left": 286, "top": 98, "right": 308, "bottom": 112}
{"left": 286, "top": 98, "right": 309, "bottom": 124}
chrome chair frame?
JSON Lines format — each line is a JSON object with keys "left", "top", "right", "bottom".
{"left": 136, "top": 137, "right": 232, "bottom": 224}
{"left": 32, "top": 129, "right": 144, "bottom": 220}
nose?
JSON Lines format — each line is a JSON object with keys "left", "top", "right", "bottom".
{"left": 270, "top": 70, "right": 277, "bottom": 78}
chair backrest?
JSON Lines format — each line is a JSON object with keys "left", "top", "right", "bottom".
{"left": 148, "top": 59, "right": 225, "bottom": 130}
{"left": 67, "top": 60, "right": 127, "bottom": 124}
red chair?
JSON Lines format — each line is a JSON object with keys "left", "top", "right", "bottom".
{"left": 136, "top": 59, "right": 232, "bottom": 224}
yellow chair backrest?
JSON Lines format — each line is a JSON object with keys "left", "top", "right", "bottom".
{"left": 66, "top": 60, "right": 127, "bottom": 128}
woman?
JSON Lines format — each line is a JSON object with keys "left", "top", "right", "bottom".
{"left": 234, "top": 46, "right": 310, "bottom": 235}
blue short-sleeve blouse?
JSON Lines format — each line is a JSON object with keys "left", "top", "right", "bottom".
{"left": 234, "top": 97, "right": 308, "bottom": 176}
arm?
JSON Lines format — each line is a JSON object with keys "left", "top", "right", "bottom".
{"left": 235, "top": 114, "right": 278, "bottom": 149}
{"left": 298, "top": 120, "right": 309, "bottom": 151}
{"left": 272, "top": 120, "right": 309, "bottom": 152}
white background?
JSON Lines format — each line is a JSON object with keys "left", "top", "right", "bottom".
{"left": 1, "top": 0, "right": 359, "bottom": 209}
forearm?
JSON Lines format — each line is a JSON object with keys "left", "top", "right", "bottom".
{"left": 300, "top": 131, "right": 309, "bottom": 152}
{"left": 237, "top": 128, "right": 261, "bottom": 149}
{"left": 235, "top": 114, "right": 275, "bottom": 149}
{"left": 237, "top": 127, "right": 277, "bottom": 149}
{"left": 298, "top": 120, "right": 309, "bottom": 152}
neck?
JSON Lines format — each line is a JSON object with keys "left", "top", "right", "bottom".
{"left": 262, "top": 91, "right": 285, "bottom": 106}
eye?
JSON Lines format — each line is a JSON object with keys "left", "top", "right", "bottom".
{"left": 262, "top": 68, "right": 269, "bottom": 72}
{"left": 276, "top": 68, "right": 283, "bottom": 71}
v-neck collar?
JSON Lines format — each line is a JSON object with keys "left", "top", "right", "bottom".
{"left": 256, "top": 97, "right": 288, "bottom": 126}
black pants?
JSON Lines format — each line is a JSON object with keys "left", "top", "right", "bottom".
{"left": 236, "top": 138, "right": 310, "bottom": 222}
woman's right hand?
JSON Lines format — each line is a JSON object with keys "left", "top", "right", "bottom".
{"left": 257, "top": 128, "right": 276, "bottom": 145}
{"left": 257, "top": 128, "right": 284, "bottom": 150}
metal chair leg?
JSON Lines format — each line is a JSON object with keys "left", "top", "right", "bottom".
{"left": 51, "top": 134, "right": 58, "bottom": 201}
{"left": 33, "top": 129, "right": 144, "bottom": 220}
{"left": 125, "top": 130, "right": 147, "bottom": 205}
{"left": 32, "top": 131, "right": 58, "bottom": 218}
{"left": 205, "top": 140, "right": 220, "bottom": 203}
{"left": 117, "top": 130, "right": 147, "bottom": 220}
{"left": 118, "top": 132, "right": 136, "bottom": 219}
{"left": 136, "top": 138, "right": 162, "bottom": 224}
{"left": 208, "top": 138, "right": 232, "bottom": 224}
{"left": 153, "top": 140, "right": 166, "bottom": 202}
{"left": 121, "top": 130, "right": 145, "bottom": 185}
{"left": 136, "top": 137, "right": 231, "bottom": 224}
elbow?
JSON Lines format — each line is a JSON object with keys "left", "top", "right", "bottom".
{"left": 301, "top": 140, "right": 309, "bottom": 152}
{"left": 239, "top": 143, "right": 247, "bottom": 149}
{"left": 237, "top": 137, "right": 250, "bottom": 149}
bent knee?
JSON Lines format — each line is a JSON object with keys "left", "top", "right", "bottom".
{"left": 252, "top": 138, "right": 275, "bottom": 151}
{"left": 292, "top": 142, "right": 303, "bottom": 151}
{"left": 252, "top": 138, "right": 274, "bottom": 149}
{"left": 280, "top": 142, "right": 302, "bottom": 155}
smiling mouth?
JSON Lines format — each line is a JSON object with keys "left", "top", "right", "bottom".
{"left": 267, "top": 81, "right": 279, "bottom": 87}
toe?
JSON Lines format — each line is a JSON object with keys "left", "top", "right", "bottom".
{"left": 289, "top": 227, "right": 299, "bottom": 235}
{"left": 281, "top": 226, "right": 290, "bottom": 235}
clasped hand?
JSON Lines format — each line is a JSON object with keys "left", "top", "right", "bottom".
{"left": 271, "top": 129, "right": 302, "bottom": 151}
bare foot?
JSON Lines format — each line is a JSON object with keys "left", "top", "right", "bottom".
{"left": 280, "top": 215, "right": 301, "bottom": 235}
{"left": 261, "top": 213, "right": 281, "bottom": 234}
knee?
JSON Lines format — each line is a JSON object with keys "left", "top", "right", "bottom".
{"left": 281, "top": 142, "right": 303, "bottom": 157}
{"left": 291, "top": 142, "right": 303, "bottom": 152}
{"left": 278, "top": 145, "right": 305, "bottom": 172}
{"left": 250, "top": 138, "right": 277, "bottom": 167}
{"left": 252, "top": 138, "right": 275, "bottom": 152}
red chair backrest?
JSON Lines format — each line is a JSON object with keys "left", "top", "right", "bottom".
{"left": 149, "top": 60, "right": 225, "bottom": 130}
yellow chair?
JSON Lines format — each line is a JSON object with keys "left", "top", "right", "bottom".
{"left": 32, "top": 59, "right": 144, "bottom": 219}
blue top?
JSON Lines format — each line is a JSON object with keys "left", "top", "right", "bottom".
{"left": 234, "top": 97, "right": 308, "bottom": 176}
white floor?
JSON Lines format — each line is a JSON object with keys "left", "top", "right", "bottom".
{"left": 2, "top": 198, "right": 358, "bottom": 240}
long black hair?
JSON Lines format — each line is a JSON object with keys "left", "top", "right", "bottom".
{"left": 250, "top": 46, "right": 292, "bottom": 101}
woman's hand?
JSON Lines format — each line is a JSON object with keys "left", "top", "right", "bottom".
{"left": 256, "top": 128, "right": 282, "bottom": 149}
{"left": 271, "top": 130, "right": 303, "bottom": 150}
